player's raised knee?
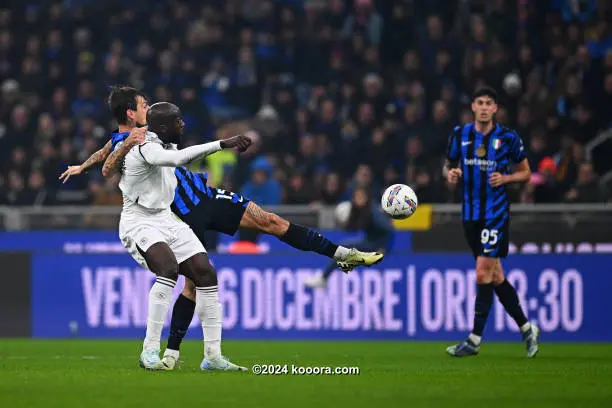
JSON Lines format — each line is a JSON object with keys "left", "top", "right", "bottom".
{"left": 158, "top": 263, "right": 179, "bottom": 281}
{"left": 186, "top": 254, "right": 217, "bottom": 287}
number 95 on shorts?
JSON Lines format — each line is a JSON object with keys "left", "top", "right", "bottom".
{"left": 251, "top": 364, "right": 360, "bottom": 376}
{"left": 462, "top": 216, "right": 509, "bottom": 259}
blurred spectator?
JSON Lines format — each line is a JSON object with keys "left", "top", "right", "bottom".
{"left": 241, "top": 157, "right": 282, "bottom": 206}
{"left": 341, "top": 0, "right": 383, "bottom": 47}
{"left": 564, "top": 161, "right": 606, "bottom": 203}
{"left": 285, "top": 172, "right": 318, "bottom": 204}
{"left": 0, "top": 0, "right": 610, "bottom": 207}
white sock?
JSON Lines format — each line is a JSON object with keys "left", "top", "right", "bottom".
{"left": 468, "top": 333, "right": 482, "bottom": 346}
{"left": 333, "top": 246, "right": 351, "bottom": 260}
{"left": 163, "top": 348, "right": 179, "bottom": 359}
{"left": 520, "top": 322, "right": 531, "bottom": 333}
{"left": 143, "top": 277, "right": 176, "bottom": 351}
{"left": 196, "top": 285, "right": 222, "bottom": 359}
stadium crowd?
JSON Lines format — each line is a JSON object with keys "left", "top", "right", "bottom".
{"left": 1, "top": 0, "right": 611, "bottom": 207}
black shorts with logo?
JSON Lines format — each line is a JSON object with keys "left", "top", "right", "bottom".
{"left": 178, "top": 187, "right": 250, "bottom": 240}
{"left": 462, "top": 215, "right": 510, "bottom": 259}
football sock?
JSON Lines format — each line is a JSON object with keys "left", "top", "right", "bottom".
{"left": 472, "top": 283, "right": 495, "bottom": 338}
{"left": 143, "top": 277, "right": 175, "bottom": 351}
{"left": 280, "top": 223, "right": 339, "bottom": 258}
{"left": 468, "top": 333, "right": 482, "bottom": 346}
{"left": 195, "top": 285, "right": 222, "bottom": 359}
{"left": 495, "top": 279, "right": 530, "bottom": 331}
{"left": 166, "top": 294, "right": 196, "bottom": 352}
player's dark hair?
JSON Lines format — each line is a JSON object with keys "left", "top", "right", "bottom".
{"left": 472, "top": 86, "right": 498, "bottom": 103}
{"left": 107, "top": 86, "right": 147, "bottom": 125}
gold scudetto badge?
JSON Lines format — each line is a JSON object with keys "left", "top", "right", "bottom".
{"left": 476, "top": 145, "right": 487, "bottom": 158}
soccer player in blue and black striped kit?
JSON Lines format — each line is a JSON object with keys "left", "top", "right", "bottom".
{"left": 443, "top": 87, "right": 540, "bottom": 358}
{"left": 61, "top": 86, "right": 383, "bottom": 369}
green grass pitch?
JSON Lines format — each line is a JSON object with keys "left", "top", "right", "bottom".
{"left": 1, "top": 340, "right": 611, "bottom": 408}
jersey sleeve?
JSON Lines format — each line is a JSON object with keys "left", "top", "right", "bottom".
{"left": 138, "top": 141, "right": 223, "bottom": 167}
{"left": 445, "top": 126, "right": 461, "bottom": 163}
{"left": 508, "top": 131, "right": 526, "bottom": 163}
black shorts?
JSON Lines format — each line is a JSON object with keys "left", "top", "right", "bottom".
{"left": 462, "top": 216, "right": 509, "bottom": 259}
{"left": 179, "top": 187, "right": 250, "bottom": 241}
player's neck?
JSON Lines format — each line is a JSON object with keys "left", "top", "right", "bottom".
{"left": 474, "top": 121, "right": 495, "bottom": 135}
{"left": 118, "top": 124, "right": 135, "bottom": 133}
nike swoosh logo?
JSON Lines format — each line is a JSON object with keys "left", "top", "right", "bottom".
{"left": 462, "top": 141, "right": 472, "bottom": 146}
{"left": 483, "top": 249, "right": 494, "bottom": 253}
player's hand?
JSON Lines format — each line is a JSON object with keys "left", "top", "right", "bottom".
{"left": 446, "top": 168, "right": 462, "bottom": 185}
{"left": 489, "top": 172, "right": 507, "bottom": 187}
{"left": 59, "top": 165, "right": 83, "bottom": 184}
{"left": 221, "top": 134, "right": 252, "bottom": 153}
{"left": 126, "top": 127, "right": 147, "bottom": 146}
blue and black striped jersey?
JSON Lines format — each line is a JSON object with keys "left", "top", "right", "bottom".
{"left": 446, "top": 123, "right": 526, "bottom": 221}
{"left": 110, "top": 131, "right": 213, "bottom": 216}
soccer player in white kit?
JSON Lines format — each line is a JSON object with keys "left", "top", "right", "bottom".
{"left": 119, "top": 100, "right": 251, "bottom": 371}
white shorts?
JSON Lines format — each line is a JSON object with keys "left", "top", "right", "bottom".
{"left": 119, "top": 209, "right": 206, "bottom": 270}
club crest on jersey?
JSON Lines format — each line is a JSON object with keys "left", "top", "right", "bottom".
{"left": 386, "top": 185, "right": 402, "bottom": 206}
{"left": 476, "top": 145, "right": 487, "bottom": 158}
{"left": 492, "top": 139, "right": 502, "bottom": 150}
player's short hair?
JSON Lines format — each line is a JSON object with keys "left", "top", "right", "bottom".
{"left": 472, "top": 86, "right": 498, "bottom": 103}
{"left": 107, "top": 86, "right": 147, "bottom": 125}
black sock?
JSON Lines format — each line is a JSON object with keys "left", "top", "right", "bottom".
{"left": 167, "top": 294, "right": 195, "bottom": 351}
{"left": 495, "top": 279, "right": 529, "bottom": 328}
{"left": 472, "top": 283, "right": 495, "bottom": 337}
{"left": 280, "top": 223, "right": 338, "bottom": 258}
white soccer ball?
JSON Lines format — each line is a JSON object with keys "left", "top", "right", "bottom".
{"left": 381, "top": 184, "right": 418, "bottom": 219}
{"left": 334, "top": 201, "right": 352, "bottom": 225}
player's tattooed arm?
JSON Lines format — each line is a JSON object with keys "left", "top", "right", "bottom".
{"left": 102, "top": 142, "right": 130, "bottom": 177}
{"left": 59, "top": 141, "right": 112, "bottom": 183}
{"left": 101, "top": 128, "right": 147, "bottom": 177}
{"left": 83, "top": 141, "right": 112, "bottom": 171}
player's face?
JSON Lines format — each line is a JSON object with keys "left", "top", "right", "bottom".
{"left": 129, "top": 96, "right": 149, "bottom": 127}
{"left": 471, "top": 96, "right": 497, "bottom": 123}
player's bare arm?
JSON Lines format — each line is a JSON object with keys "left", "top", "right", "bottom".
{"left": 219, "top": 133, "right": 252, "bottom": 152}
{"left": 59, "top": 140, "right": 112, "bottom": 183}
{"left": 443, "top": 159, "right": 462, "bottom": 185}
{"left": 101, "top": 127, "right": 147, "bottom": 177}
{"left": 489, "top": 159, "right": 531, "bottom": 187}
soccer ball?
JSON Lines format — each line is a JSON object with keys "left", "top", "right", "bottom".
{"left": 381, "top": 184, "right": 418, "bottom": 219}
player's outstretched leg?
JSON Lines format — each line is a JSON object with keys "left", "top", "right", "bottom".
{"left": 139, "top": 242, "right": 180, "bottom": 370}
{"left": 447, "top": 257, "right": 496, "bottom": 357}
{"left": 493, "top": 260, "right": 540, "bottom": 357}
{"left": 305, "top": 238, "right": 381, "bottom": 288}
{"left": 161, "top": 280, "right": 196, "bottom": 370}
{"left": 180, "top": 253, "right": 247, "bottom": 372}
{"left": 240, "top": 202, "right": 383, "bottom": 271}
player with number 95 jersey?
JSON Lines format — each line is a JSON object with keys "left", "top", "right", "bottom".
{"left": 443, "top": 87, "right": 540, "bottom": 359}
